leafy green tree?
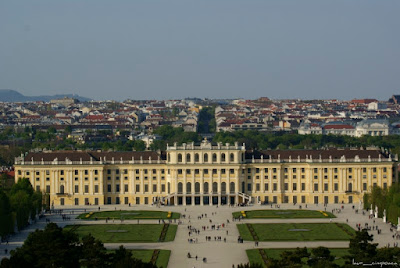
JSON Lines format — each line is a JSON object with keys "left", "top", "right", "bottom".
{"left": 9, "top": 190, "right": 31, "bottom": 231}
{"left": 80, "top": 234, "right": 110, "bottom": 268}
{"left": 6, "top": 223, "right": 80, "bottom": 268}
{"left": 198, "top": 106, "right": 216, "bottom": 133}
{"left": 376, "top": 247, "right": 400, "bottom": 264}
{"left": 133, "top": 140, "right": 146, "bottom": 151}
{"left": 307, "top": 247, "right": 338, "bottom": 268}
{"left": 0, "top": 189, "right": 14, "bottom": 238}
{"left": 47, "top": 126, "right": 57, "bottom": 134}
{"left": 9, "top": 178, "right": 42, "bottom": 230}
{"left": 277, "top": 247, "right": 309, "bottom": 268}
{"left": 346, "top": 230, "right": 377, "bottom": 264}
{"left": 64, "top": 125, "right": 72, "bottom": 134}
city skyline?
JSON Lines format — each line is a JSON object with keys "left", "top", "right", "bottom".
{"left": 1, "top": 1, "right": 399, "bottom": 101}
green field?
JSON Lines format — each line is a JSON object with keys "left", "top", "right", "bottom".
{"left": 112, "top": 249, "right": 170, "bottom": 268}
{"left": 77, "top": 210, "right": 180, "bottom": 220}
{"left": 233, "top": 209, "right": 335, "bottom": 219}
{"left": 237, "top": 223, "right": 355, "bottom": 241}
{"left": 64, "top": 224, "right": 177, "bottom": 243}
{"left": 247, "top": 248, "right": 349, "bottom": 267}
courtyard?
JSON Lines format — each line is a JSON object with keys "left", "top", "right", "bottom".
{"left": 0, "top": 203, "right": 395, "bottom": 268}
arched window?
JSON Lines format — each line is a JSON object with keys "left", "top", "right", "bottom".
{"left": 178, "top": 182, "right": 183, "bottom": 193}
{"left": 212, "top": 182, "right": 218, "bottom": 193}
{"left": 221, "top": 153, "right": 226, "bottom": 162}
{"left": 186, "top": 153, "right": 191, "bottom": 163}
{"left": 348, "top": 183, "right": 353, "bottom": 192}
{"left": 230, "top": 153, "right": 234, "bottom": 162}
{"left": 204, "top": 182, "right": 209, "bottom": 193}
{"left": 204, "top": 153, "right": 208, "bottom": 163}
{"left": 178, "top": 154, "right": 182, "bottom": 163}
{"left": 230, "top": 182, "right": 235, "bottom": 193}
{"left": 241, "top": 182, "right": 245, "bottom": 193}
{"left": 167, "top": 153, "right": 170, "bottom": 162}
{"left": 195, "top": 182, "right": 200, "bottom": 193}
{"left": 168, "top": 182, "right": 170, "bottom": 194}
{"left": 195, "top": 153, "right": 199, "bottom": 162}
{"left": 212, "top": 153, "right": 217, "bottom": 163}
{"left": 221, "top": 182, "right": 226, "bottom": 193}
{"left": 187, "top": 182, "right": 192, "bottom": 194}
{"left": 60, "top": 185, "right": 64, "bottom": 194}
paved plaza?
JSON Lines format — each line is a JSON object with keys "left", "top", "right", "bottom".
{"left": 0, "top": 203, "right": 396, "bottom": 267}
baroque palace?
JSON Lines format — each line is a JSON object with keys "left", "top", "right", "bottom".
{"left": 14, "top": 140, "right": 398, "bottom": 207}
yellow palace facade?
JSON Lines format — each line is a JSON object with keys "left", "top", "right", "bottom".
{"left": 14, "top": 140, "right": 398, "bottom": 207}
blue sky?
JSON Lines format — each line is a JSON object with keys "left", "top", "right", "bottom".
{"left": 0, "top": 1, "right": 399, "bottom": 101}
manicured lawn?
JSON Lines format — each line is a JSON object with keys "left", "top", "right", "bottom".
{"left": 233, "top": 209, "right": 335, "bottom": 219}
{"left": 109, "top": 249, "right": 170, "bottom": 268}
{"left": 77, "top": 210, "right": 180, "bottom": 220}
{"left": 64, "top": 224, "right": 177, "bottom": 243}
{"left": 247, "top": 248, "right": 349, "bottom": 267}
{"left": 237, "top": 223, "right": 355, "bottom": 241}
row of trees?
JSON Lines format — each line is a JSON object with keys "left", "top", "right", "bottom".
{"left": 364, "top": 183, "right": 400, "bottom": 224}
{"left": 150, "top": 125, "right": 202, "bottom": 151}
{"left": 0, "top": 223, "right": 158, "bottom": 268}
{"left": 198, "top": 106, "right": 216, "bottom": 133}
{"left": 4, "top": 124, "right": 400, "bottom": 165}
{"left": 0, "top": 178, "right": 42, "bottom": 239}
{"left": 214, "top": 130, "right": 400, "bottom": 152}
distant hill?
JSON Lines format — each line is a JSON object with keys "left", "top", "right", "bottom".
{"left": 0, "top": 89, "right": 92, "bottom": 102}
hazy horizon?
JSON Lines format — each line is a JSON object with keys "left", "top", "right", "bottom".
{"left": 1, "top": 1, "right": 399, "bottom": 101}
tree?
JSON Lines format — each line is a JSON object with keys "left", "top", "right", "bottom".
{"left": 133, "top": 140, "right": 146, "bottom": 151}
{"left": 9, "top": 178, "right": 42, "bottom": 230}
{"left": 307, "top": 247, "right": 338, "bottom": 268}
{"left": 64, "top": 125, "right": 72, "bottom": 134}
{"left": 346, "top": 230, "right": 378, "bottom": 264}
{"left": 9, "top": 189, "right": 31, "bottom": 231}
{"left": 6, "top": 223, "right": 80, "bottom": 268}
{"left": 80, "top": 234, "right": 110, "bottom": 268}
{"left": 0, "top": 189, "right": 14, "bottom": 238}
{"left": 376, "top": 247, "right": 400, "bottom": 264}
{"left": 277, "top": 247, "right": 309, "bottom": 268}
